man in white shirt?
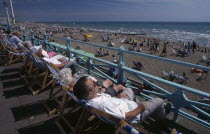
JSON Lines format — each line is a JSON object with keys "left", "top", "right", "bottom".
{"left": 73, "top": 76, "right": 171, "bottom": 123}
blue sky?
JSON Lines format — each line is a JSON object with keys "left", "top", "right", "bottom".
{"left": 1, "top": 0, "right": 210, "bottom": 22}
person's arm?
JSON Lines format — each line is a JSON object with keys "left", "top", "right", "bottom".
{"left": 58, "top": 58, "right": 65, "bottom": 62}
{"left": 125, "top": 102, "right": 147, "bottom": 121}
{"left": 53, "top": 62, "right": 67, "bottom": 68}
{"left": 102, "top": 79, "right": 115, "bottom": 88}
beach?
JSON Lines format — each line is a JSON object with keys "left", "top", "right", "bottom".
{"left": 20, "top": 22, "right": 210, "bottom": 100}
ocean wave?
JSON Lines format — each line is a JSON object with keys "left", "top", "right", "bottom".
{"left": 73, "top": 24, "right": 210, "bottom": 46}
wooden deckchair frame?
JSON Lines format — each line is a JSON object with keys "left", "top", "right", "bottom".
{"left": 0, "top": 37, "right": 24, "bottom": 65}
{"left": 25, "top": 53, "right": 54, "bottom": 95}
{"left": 42, "top": 63, "right": 65, "bottom": 116}
{"left": 18, "top": 46, "right": 37, "bottom": 78}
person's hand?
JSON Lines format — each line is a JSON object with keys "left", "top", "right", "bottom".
{"left": 117, "top": 92, "right": 128, "bottom": 98}
{"left": 138, "top": 102, "right": 147, "bottom": 112}
{"left": 100, "top": 88, "right": 106, "bottom": 93}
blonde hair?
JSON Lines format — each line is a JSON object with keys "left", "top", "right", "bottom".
{"left": 58, "top": 68, "right": 73, "bottom": 86}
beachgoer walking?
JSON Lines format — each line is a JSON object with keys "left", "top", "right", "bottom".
{"left": 192, "top": 41, "right": 196, "bottom": 54}
{"left": 187, "top": 42, "right": 191, "bottom": 53}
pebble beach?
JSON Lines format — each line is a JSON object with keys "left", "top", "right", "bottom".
{"left": 20, "top": 22, "right": 210, "bottom": 100}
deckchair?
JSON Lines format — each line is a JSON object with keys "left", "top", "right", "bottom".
{"left": 18, "top": 46, "right": 37, "bottom": 78}
{"left": 0, "top": 39, "right": 7, "bottom": 63}
{"left": 66, "top": 91, "right": 150, "bottom": 134}
{"left": 0, "top": 39, "right": 6, "bottom": 53}
{"left": 26, "top": 53, "right": 54, "bottom": 95}
{"left": 0, "top": 37, "right": 25, "bottom": 65}
{"left": 42, "top": 62, "right": 68, "bottom": 116}
{"left": 68, "top": 91, "right": 182, "bottom": 134}
{"left": 43, "top": 62, "right": 81, "bottom": 116}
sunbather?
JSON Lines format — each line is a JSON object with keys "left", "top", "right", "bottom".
{"left": 10, "top": 31, "right": 32, "bottom": 49}
{"left": 73, "top": 76, "right": 171, "bottom": 123}
{"left": 177, "top": 73, "right": 189, "bottom": 83}
{"left": 30, "top": 48, "right": 77, "bottom": 74}
{"left": 133, "top": 60, "right": 144, "bottom": 70}
{"left": 168, "top": 71, "right": 178, "bottom": 81}
{"left": 174, "top": 48, "right": 189, "bottom": 57}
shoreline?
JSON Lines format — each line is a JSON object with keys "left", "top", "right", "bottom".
{"left": 34, "top": 21, "right": 210, "bottom": 47}
{"left": 20, "top": 21, "right": 210, "bottom": 47}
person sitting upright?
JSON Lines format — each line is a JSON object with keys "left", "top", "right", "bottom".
{"left": 73, "top": 76, "right": 171, "bottom": 123}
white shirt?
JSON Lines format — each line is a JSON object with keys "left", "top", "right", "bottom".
{"left": 88, "top": 93, "right": 141, "bottom": 123}
{"left": 43, "top": 55, "right": 69, "bottom": 65}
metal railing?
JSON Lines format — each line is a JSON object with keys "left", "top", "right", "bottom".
{"left": 1, "top": 25, "right": 210, "bottom": 128}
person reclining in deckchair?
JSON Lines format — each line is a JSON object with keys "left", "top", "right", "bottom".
{"left": 174, "top": 48, "right": 189, "bottom": 57}
{"left": 177, "top": 73, "right": 189, "bottom": 83}
{"left": 30, "top": 48, "right": 77, "bottom": 74}
{"left": 10, "top": 31, "right": 32, "bottom": 50}
{"left": 73, "top": 76, "right": 171, "bottom": 123}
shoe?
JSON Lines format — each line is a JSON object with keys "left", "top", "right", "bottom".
{"left": 165, "top": 103, "right": 172, "bottom": 115}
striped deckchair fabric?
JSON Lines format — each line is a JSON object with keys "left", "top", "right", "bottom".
{"left": 42, "top": 62, "right": 67, "bottom": 116}
{"left": 0, "top": 36, "right": 25, "bottom": 65}
{"left": 24, "top": 53, "right": 53, "bottom": 95}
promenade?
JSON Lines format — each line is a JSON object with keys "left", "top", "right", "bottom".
{"left": 0, "top": 55, "right": 209, "bottom": 134}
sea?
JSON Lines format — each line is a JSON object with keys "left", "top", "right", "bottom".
{"left": 45, "top": 22, "right": 210, "bottom": 47}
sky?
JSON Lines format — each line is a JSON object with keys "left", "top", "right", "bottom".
{"left": 0, "top": 0, "right": 210, "bottom": 22}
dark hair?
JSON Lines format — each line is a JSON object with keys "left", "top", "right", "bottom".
{"left": 73, "top": 76, "right": 92, "bottom": 100}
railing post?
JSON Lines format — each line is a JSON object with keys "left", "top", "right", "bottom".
{"left": 31, "top": 31, "right": 35, "bottom": 45}
{"left": 87, "top": 57, "right": 91, "bottom": 74}
{"left": 66, "top": 38, "right": 72, "bottom": 59}
{"left": 43, "top": 33, "right": 49, "bottom": 51}
{"left": 117, "top": 46, "right": 125, "bottom": 84}
{"left": 22, "top": 30, "right": 26, "bottom": 41}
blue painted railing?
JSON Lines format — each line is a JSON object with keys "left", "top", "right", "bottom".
{"left": 1, "top": 25, "right": 209, "bottom": 129}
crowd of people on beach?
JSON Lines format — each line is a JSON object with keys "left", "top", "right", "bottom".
{"left": 96, "top": 47, "right": 110, "bottom": 57}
